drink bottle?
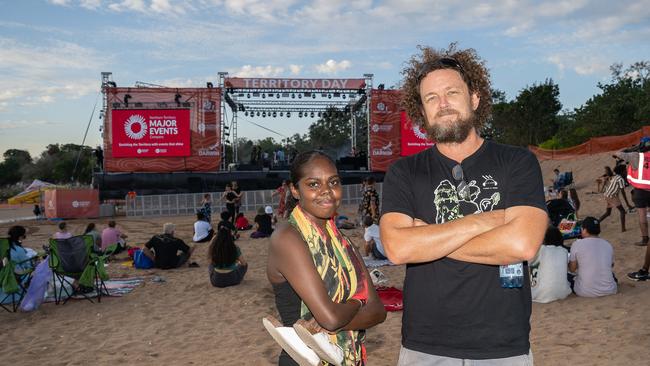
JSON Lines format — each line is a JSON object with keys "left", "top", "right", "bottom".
{"left": 499, "top": 262, "right": 524, "bottom": 288}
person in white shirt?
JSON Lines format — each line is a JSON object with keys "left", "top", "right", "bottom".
{"left": 530, "top": 226, "right": 572, "bottom": 303}
{"left": 363, "top": 215, "right": 387, "bottom": 260}
{"left": 569, "top": 217, "right": 618, "bottom": 297}
{"left": 193, "top": 212, "right": 214, "bottom": 243}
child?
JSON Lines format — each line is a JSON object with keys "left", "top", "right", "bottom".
{"left": 235, "top": 212, "right": 252, "bottom": 230}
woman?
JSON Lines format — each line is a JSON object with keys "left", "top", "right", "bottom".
{"left": 200, "top": 193, "right": 213, "bottom": 223}
{"left": 529, "top": 226, "right": 572, "bottom": 303}
{"left": 84, "top": 223, "right": 103, "bottom": 252}
{"left": 208, "top": 228, "right": 247, "bottom": 287}
{"left": 273, "top": 180, "right": 289, "bottom": 218}
{"left": 359, "top": 177, "right": 379, "bottom": 224}
{"left": 221, "top": 184, "right": 237, "bottom": 224}
{"left": 599, "top": 166, "right": 626, "bottom": 232}
{"left": 1, "top": 226, "right": 37, "bottom": 304}
{"left": 53, "top": 221, "right": 72, "bottom": 239}
{"left": 266, "top": 151, "right": 386, "bottom": 366}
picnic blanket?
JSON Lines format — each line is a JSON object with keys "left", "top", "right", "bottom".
{"left": 44, "top": 277, "right": 144, "bottom": 302}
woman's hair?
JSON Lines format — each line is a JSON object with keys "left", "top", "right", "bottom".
{"left": 220, "top": 211, "right": 230, "bottom": 221}
{"left": 58, "top": 221, "right": 67, "bottom": 230}
{"left": 289, "top": 150, "right": 336, "bottom": 186}
{"left": 400, "top": 43, "right": 492, "bottom": 132}
{"left": 8, "top": 225, "right": 26, "bottom": 246}
{"left": 209, "top": 228, "right": 238, "bottom": 267}
{"left": 84, "top": 223, "right": 96, "bottom": 234}
{"left": 569, "top": 188, "right": 580, "bottom": 211}
{"left": 543, "top": 226, "right": 564, "bottom": 247}
{"left": 236, "top": 212, "right": 244, "bottom": 219}
{"left": 197, "top": 211, "right": 205, "bottom": 220}
{"left": 605, "top": 166, "right": 614, "bottom": 176}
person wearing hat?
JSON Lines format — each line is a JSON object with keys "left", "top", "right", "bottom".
{"left": 568, "top": 217, "right": 617, "bottom": 297}
{"left": 251, "top": 206, "right": 274, "bottom": 238}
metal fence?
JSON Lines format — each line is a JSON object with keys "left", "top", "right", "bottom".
{"left": 125, "top": 183, "right": 383, "bottom": 217}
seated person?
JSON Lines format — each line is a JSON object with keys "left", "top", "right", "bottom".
{"left": 217, "top": 211, "right": 239, "bottom": 239}
{"left": 265, "top": 205, "right": 278, "bottom": 226}
{"left": 530, "top": 226, "right": 572, "bottom": 303}
{"left": 142, "top": 223, "right": 194, "bottom": 269}
{"left": 1, "top": 226, "right": 38, "bottom": 303}
{"left": 193, "top": 212, "right": 214, "bottom": 243}
{"left": 53, "top": 221, "right": 73, "bottom": 240}
{"left": 568, "top": 217, "right": 618, "bottom": 297}
{"left": 83, "top": 223, "right": 103, "bottom": 253}
{"left": 101, "top": 220, "right": 128, "bottom": 253}
{"left": 362, "top": 215, "right": 387, "bottom": 260}
{"left": 235, "top": 213, "right": 252, "bottom": 231}
{"left": 208, "top": 228, "right": 248, "bottom": 287}
{"left": 251, "top": 206, "right": 273, "bottom": 238}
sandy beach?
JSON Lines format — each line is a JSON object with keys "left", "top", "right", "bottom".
{"left": 1, "top": 151, "right": 650, "bottom": 365}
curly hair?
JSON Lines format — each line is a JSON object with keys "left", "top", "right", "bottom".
{"left": 400, "top": 43, "right": 492, "bottom": 131}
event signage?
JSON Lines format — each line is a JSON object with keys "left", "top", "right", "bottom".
{"left": 400, "top": 111, "right": 435, "bottom": 156}
{"left": 224, "top": 77, "right": 366, "bottom": 90}
{"left": 111, "top": 109, "right": 191, "bottom": 157}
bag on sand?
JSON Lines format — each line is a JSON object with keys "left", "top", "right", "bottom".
{"left": 133, "top": 249, "right": 154, "bottom": 269}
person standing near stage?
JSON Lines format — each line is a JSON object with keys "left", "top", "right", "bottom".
{"left": 232, "top": 180, "right": 243, "bottom": 218}
{"left": 221, "top": 184, "right": 237, "bottom": 224}
{"left": 380, "top": 44, "right": 547, "bottom": 364}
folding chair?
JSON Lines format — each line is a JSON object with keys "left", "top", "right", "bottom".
{"left": 0, "top": 238, "right": 34, "bottom": 312}
{"left": 47, "top": 235, "right": 110, "bottom": 305}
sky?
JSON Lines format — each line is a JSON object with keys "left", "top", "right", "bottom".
{"left": 1, "top": 0, "right": 650, "bottom": 160}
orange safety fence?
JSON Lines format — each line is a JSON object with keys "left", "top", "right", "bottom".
{"left": 530, "top": 126, "right": 650, "bottom": 161}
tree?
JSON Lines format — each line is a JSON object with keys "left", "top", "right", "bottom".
{"left": 489, "top": 80, "right": 562, "bottom": 146}
{"left": 22, "top": 144, "right": 95, "bottom": 184}
{"left": 0, "top": 149, "right": 32, "bottom": 186}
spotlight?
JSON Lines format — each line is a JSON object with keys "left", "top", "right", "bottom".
{"left": 291, "top": 93, "right": 296, "bottom": 99}
{"left": 244, "top": 111, "right": 249, "bottom": 116}
{"left": 123, "top": 94, "right": 132, "bottom": 107}
{"left": 328, "top": 94, "right": 332, "bottom": 99}
{"left": 262, "top": 112, "right": 266, "bottom": 117}
{"left": 342, "top": 94, "right": 346, "bottom": 99}
{"left": 298, "top": 93, "right": 302, "bottom": 99}
{"left": 333, "top": 92, "right": 341, "bottom": 98}
{"left": 287, "top": 112, "right": 291, "bottom": 118}
{"left": 272, "top": 112, "right": 277, "bottom": 118}
{"left": 262, "top": 93, "right": 266, "bottom": 98}
{"left": 312, "top": 94, "right": 316, "bottom": 99}
{"left": 310, "top": 112, "right": 314, "bottom": 118}
{"left": 247, "top": 93, "right": 251, "bottom": 98}
{"left": 378, "top": 84, "right": 385, "bottom": 90}
{"left": 298, "top": 112, "right": 303, "bottom": 118}
{"left": 279, "top": 112, "right": 284, "bottom": 117}
{"left": 206, "top": 82, "right": 214, "bottom": 88}
{"left": 317, "top": 112, "right": 322, "bottom": 117}
{"left": 277, "top": 93, "right": 281, "bottom": 99}
{"left": 256, "top": 111, "right": 260, "bottom": 116}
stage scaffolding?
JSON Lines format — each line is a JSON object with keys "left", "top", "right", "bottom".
{"left": 218, "top": 74, "right": 373, "bottom": 169}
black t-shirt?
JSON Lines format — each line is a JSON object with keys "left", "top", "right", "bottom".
{"left": 145, "top": 234, "right": 190, "bottom": 269}
{"left": 381, "top": 141, "right": 546, "bottom": 359}
{"left": 254, "top": 214, "right": 273, "bottom": 234}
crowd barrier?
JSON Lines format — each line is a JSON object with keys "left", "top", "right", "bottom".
{"left": 125, "top": 183, "right": 383, "bottom": 218}
{"left": 530, "top": 126, "right": 650, "bottom": 161}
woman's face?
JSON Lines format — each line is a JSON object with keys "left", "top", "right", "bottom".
{"left": 291, "top": 157, "right": 342, "bottom": 224}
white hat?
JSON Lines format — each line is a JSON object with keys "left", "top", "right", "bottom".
{"left": 265, "top": 205, "right": 273, "bottom": 214}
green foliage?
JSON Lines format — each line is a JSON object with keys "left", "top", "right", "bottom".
{"left": 0, "top": 149, "right": 32, "bottom": 186}
{"left": 490, "top": 80, "right": 562, "bottom": 146}
{"left": 0, "top": 184, "right": 22, "bottom": 201}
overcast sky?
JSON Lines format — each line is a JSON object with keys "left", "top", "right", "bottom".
{"left": 1, "top": 0, "right": 649, "bottom": 159}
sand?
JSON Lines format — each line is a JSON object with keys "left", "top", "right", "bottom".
{"left": 1, "top": 151, "right": 649, "bottom": 365}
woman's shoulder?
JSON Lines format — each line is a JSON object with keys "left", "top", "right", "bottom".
{"left": 270, "top": 223, "right": 302, "bottom": 249}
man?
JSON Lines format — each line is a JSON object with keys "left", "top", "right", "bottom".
{"left": 568, "top": 217, "right": 617, "bottom": 297}
{"left": 101, "top": 220, "right": 128, "bottom": 252}
{"left": 143, "top": 223, "right": 194, "bottom": 269}
{"left": 615, "top": 139, "right": 650, "bottom": 280}
{"left": 193, "top": 212, "right": 214, "bottom": 243}
{"left": 380, "top": 45, "right": 547, "bottom": 364}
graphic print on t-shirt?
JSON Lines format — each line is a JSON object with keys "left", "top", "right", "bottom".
{"left": 433, "top": 178, "right": 500, "bottom": 224}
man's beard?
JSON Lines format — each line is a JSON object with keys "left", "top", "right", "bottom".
{"left": 423, "top": 109, "right": 479, "bottom": 143}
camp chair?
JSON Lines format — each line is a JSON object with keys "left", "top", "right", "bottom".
{"left": 0, "top": 238, "right": 34, "bottom": 312}
{"left": 47, "top": 235, "right": 110, "bottom": 305}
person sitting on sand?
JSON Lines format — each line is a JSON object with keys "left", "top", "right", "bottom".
{"left": 53, "top": 221, "right": 73, "bottom": 240}
{"left": 530, "top": 226, "right": 572, "bottom": 303}
{"left": 217, "top": 211, "right": 239, "bottom": 240}
{"left": 251, "top": 206, "right": 273, "bottom": 239}
{"left": 235, "top": 213, "right": 252, "bottom": 231}
{"left": 142, "top": 223, "right": 195, "bottom": 270}
{"left": 568, "top": 217, "right": 617, "bottom": 297}
{"left": 362, "top": 215, "right": 387, "bottom": 260}
{"left": 193, "top": 212, "right": 214, "bottom": 243}
{"left": 101, "top": 220, "right": 128, "bottom": 253}
{"left": 208, "top": 228, "right": 248, "bottom": 288}
{"left": 83, "top": 223, "right": 102, "bottom": 252}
